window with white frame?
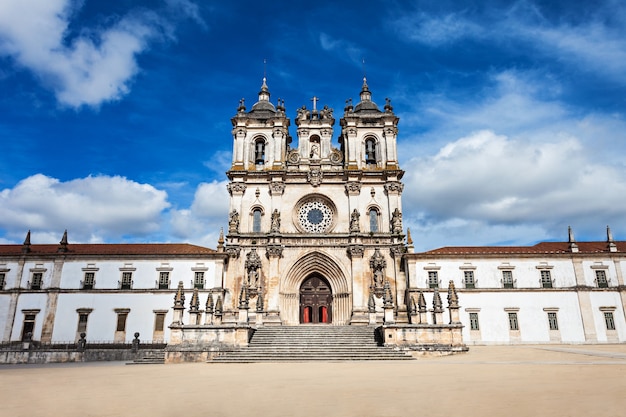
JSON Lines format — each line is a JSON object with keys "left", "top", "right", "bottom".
{"left": 508, "top": 312, "right": 519, "bottom": 331}
{"left": 120, "top": 272, "right": 133, "bottom": 290}
{"left": 540, "top": 270, "right": 553, "bottom": 288}
{"left": 194, "top": 271, "right": 205, "bottom": 289}
{"left": 428, "top": 271, "right": 439, "bottom": 288}
{"left": 464, "top": 271, "right": 475, "bottom": 288}
{"left": 0, "top": 272, "right": 5, "bottom": 290}
{"left": 547, "top": 312, "right": 559, "bottom": 331}
{"left": 595, "top": 270, "right": 609, "bottom": 288}
{"left": 30, "top": 272, "right": 43, "bottom": 290}
{"left": 82, "top": 272, "right": 95, "bottom": 290}
{"left": 502, "top": 270, "right": 514, "bottom": 288}
{"left": 604, "top": 311, "right": 616, "bottom": 331}
{"left": 158, "top": 272, "right": 170, "bottom": 290}
{"left": 469, "top": 312, "right": 480, "bottom": 331}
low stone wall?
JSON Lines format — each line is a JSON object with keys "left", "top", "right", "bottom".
{"left": 0, "top": 346, "right": 165, "bottom": 365}
{"left": 165, "top": 323, "right": 254, "bottom": 363}
{"left": 380, "top": 324, "right": 468, "bottom": 354}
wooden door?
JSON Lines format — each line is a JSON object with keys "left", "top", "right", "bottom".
{"left": 299, "top": 276, "right": 332, "bottom": 324}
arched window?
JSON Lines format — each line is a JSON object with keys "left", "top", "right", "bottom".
{"left": 252, "top": 208, "right": 262, "bottom": 233}
{"left": 254, "top": 139, "right": 265, "bottom": 165}
{"left": 369, "top": 208, "right": 379, "bottom": 232}
{"left": 365, "top": 138, "right": 377, "bottom": 165}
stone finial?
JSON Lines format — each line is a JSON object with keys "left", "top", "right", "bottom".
{"left": 406, "top": 228, "right": 413, "bottom": 245}
{"left": 205, "top": 292, "right": 214, "bottom": 314}
{"left": 239, "top": 285, "right": 249, "bottom": 309}
{"left": 189, "top": 288, "right": 200, "bottom": 313}
{"left": 173, "top": 281, "right": 185, "bottom": 308}
{"left": 382, "top": 281, "right": 393, "bottom": 307}
{"left": 417, "top": 291, "right": 427, "bottom": 312}
{"left": 215, "top": 295, "right": 223, "bottom": 315}
{"left": 607, "top": 225, "right": 617, "bottom": 252}
{"left": 568, "top": 226, "right": 579, "bottom": 253}
{"left": 447, "top": 280, "right": 459, "bottom": 308}
{"left": 217, "top": 228, "right": 224, "bottom": 252}
{"left": 433, "top": 288, "right": 443, "bottom": 312}
{"left": 58, "top": 230, "right": 68, "bottom": 253}
{"left": 408, "top": 295, "right": 417, "bottom": 314}
{"left": 368, "top": 292, "right": 376, "bottom": 313}
{"left": 256, "top": 290, "right": 264, "bottom": 312}
{"left": 22, "top": 230, "right": 31, "bottom": 253}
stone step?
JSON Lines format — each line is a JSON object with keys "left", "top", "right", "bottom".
{"left": 127, "top": 350, "right": 166, "bottom": 365}
{"left": 209, "top": 325, "right": 413, "bottom": 363}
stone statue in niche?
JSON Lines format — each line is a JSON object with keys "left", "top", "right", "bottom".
{"left": 248, "top": 268, "right": 259, "bottom": 288}
{"left": 310, "top": 144, "right": 320, "bottom": 159}
{"left": 229, "top": 210, "right": 240, "bottom": 233}
{"left": 350, "top": 209, "right": 360, "bottom": 233}
{"left": 391, "top": 208, "right": 403, "bottom": 234}
{"left": 270, "top": 209, "right": 281, "bottom": 233}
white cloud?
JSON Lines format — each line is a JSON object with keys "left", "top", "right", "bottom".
{"left": 390, "top": 3, "right": 626, "bottom": 83}
{"left": 396, "top": 68, "right": 626, "bottom": 251}
{"left": 319, "top": 33, "right": 363, "bottom": 66}
{"left": 169, "top": 180, "right": 229, "bottom": 247}
{"left": 0, "top": 0, "right": 202, "bottom": 108}
{"left": 0, "top": 174, "right": 170, "bottom": 242}
{"left": 394, "top": 12, "right": 485, "bottom": 46}
{"left": 402, "top": 129, "right": 626, "bottom": 250}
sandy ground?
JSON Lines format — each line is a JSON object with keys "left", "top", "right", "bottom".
{"left": 1, "top": 345, "right": 626, "bottom": 417}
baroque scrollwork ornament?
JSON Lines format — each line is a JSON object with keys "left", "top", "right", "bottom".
{"left": 345, "top": 181, "right": 361, "bottom": 195}
{"left": 227, "top": 182, "right": 247, "bottom": 196}
{"left": 347, "top": 245, "right": 364, "bottom": 258}
{"left": 307, "top": 168, "right": 323, "bottom": 187}
{"left": 384, "top": 181, "right": 404, "bottom": 195}
{"left": 269, "top": 181, "right": 285, "bottom": 195}
{"left": 265, "top": 244, "right": 284, "bottom": 258}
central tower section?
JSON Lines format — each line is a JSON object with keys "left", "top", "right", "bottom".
{"left": 223, "top": 78, "right": 407, "bottom": 325}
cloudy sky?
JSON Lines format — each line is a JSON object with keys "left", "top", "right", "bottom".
{"left": 1, "top": 0, "right": 625, "bottom": 251}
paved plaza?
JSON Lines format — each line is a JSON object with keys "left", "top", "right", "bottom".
{"left": 1, "top": 345, "right": 626, "bottom": 417}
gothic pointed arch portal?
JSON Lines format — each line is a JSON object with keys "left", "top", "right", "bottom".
{"left": 281, "top": 251, "right": 351, "bottom": 325}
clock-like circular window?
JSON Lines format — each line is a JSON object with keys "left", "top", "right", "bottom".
{"left": 298, "top": 200, "right": 334, "bottom": 233}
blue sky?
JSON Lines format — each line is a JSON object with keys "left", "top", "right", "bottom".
{"left": 1, "top": 0, "right": 625, "bottom": 251}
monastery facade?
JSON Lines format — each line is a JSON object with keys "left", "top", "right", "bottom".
{"left": 0, "top": 79, "right": 624, "bottom": 358}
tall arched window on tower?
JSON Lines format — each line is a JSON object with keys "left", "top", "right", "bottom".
{"left": 369, "top": 208, "right": 379, "bottom": 232}
{"left": 365, "top": 138, "right": 377, "bottom": 165}
{"left": 252, "top": 208, "right": 262, "bottom": 233}
{"left": 254, "top": 139, "right": 266, "bottom": 165}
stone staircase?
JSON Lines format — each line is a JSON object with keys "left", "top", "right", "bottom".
{"left": 127, "top": 349, "right": 166, "bottom": 365}
{"left": 209, "top": 325, "right": 414, "bottom": 363}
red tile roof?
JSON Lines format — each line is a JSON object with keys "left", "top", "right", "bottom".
{"left": 418, "top": 241, "right": 626, "bottom": 256}
{"left": 0, "top": 243, "right": 217, "bottom": 257}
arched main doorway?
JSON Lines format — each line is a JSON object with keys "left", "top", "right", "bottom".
{"left": 299, "top": 275, "right": 332, "bottom": 324}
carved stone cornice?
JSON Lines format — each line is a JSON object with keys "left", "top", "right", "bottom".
{"left": 390, "top": 245, "right": 406, "bottom": 258}
{"left": 347, "top": 245, "right": 365, "bottom": 258}
{"left": 345, "top": 181, "right": 361, "bottom": 195}
{"left": 227, "top": 182, "right": 247, "bottom": 196}
{"left": 265, "top": 245, "right": 284, "bottom": 258}
{"left": 269, "top": 181, "right": 285, "bottom": 195}
{"left": 224, "top": 245, "right": 241, "bottom": 258}
{"left": 384, "top": 181, "right": 404, "bottom": 195}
